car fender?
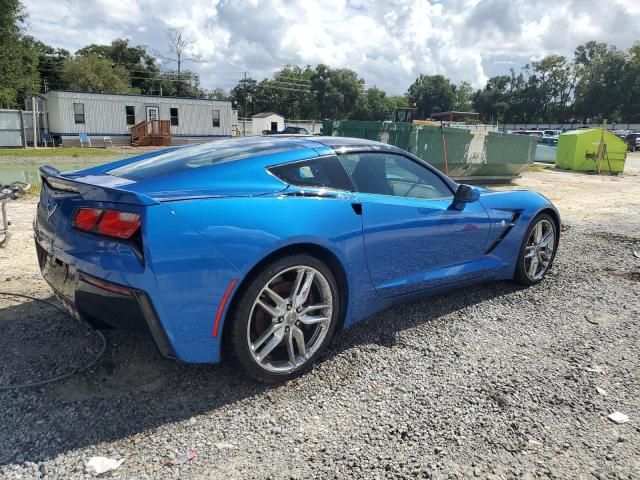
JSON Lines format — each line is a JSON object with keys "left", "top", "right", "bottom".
{"left": 478, "top": 189, "right": 560, "bottom": 278}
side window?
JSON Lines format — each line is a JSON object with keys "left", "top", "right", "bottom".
{"left": 125, "top": 106, "right": 135, "bottom": 125}
{"left": 269, "top": 156, "right": 353, "bottom": 191}
{"left": 212, "top": 110, "right": 220, "bottom": 127}
{"left": 170, "top": 107, "right": 179, "bottom": 126}
{"left": 73, "top": 103, "right": 85, "bottom": 124}
{"left": 340, "top": 152, "right": 452, "bottom": 200}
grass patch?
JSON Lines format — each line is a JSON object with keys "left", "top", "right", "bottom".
{"left": 0, "top": 147, "right": 128, "bottom": 158}
{"left": 22, "top": 182, "right": 42, "bottom": 199}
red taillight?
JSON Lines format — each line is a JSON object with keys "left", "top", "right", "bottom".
{"left": 97, "top": 211, "right": 141, "bottom": 239}
{"left": 73, "top": 208, "right": 140, "bottom": 239}
{"left": 73, "top": 208, "right": 102, "bottom": 231}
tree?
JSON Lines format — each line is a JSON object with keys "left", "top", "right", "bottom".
{"left": 34, "top": 41, "right": 70, "bottom": 91}
{"left": 230, "top": 77, "right": 258, "bottom": 117}
{"left": 208, "top": 87, "right": 228, "bottom": 100}
{"left": 471, "top": 75, "right": 512, "bottom": 123}
{"left": 0, "top": 0, "right": 40, "bottom": 107}
{"left": 351, "top": 88, "right": 407, "bottom": 121}
{"left": 529, "top": 55, "right": 576, "bottom": 122}
{"left": 163, "top": 28, "right": 204, "bottom": 96}
{"left": 621, "top": 43, "right": 640, "bottom": 122}
{"left": 452, "top": 82, "right": 473, "bottom": 112}
{"left": 407, "top": 74, "right": 455, "bottom": 118}
{"left": 572, "top": 41, "right": 626, "bottom": 122}
{"left": 62, "top": 55, "right": 137, "bottom": 93}
{"left": 77, "top": 38, "right": 163, "bottom": 94}
{"left": 251, "top": 65, "right": 315, "bottom": 118}
{"left": 311, "top": 64, "right": 364, "bottom": 119}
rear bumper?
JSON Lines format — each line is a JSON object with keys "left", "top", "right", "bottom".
{"left": 35, "top": 240, "right": 175, "bottom": 359}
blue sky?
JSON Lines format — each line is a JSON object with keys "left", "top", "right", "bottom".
{"left": 22, "top": 0, "right": 640, "bottom": 94}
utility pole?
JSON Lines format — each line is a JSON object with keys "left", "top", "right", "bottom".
{"left": 32, "top": 97, "right": 38, "bottom": 149}
{"left": 243, "top": 72, "right": 247, "bottom": 137}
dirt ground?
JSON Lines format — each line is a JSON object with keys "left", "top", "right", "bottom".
{"left": 494, "top": 152, "right": 640, "bottom": 222}
{"left": 0, "top": 154, "right": 638, "bottom": 478}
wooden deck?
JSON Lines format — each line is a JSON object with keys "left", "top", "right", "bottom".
{"left": 130, "top": 120, "right": 171, "bottom": 146}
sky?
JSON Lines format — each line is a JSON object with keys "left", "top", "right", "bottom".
{"left": 21, "top": 0, "right": 640, "bottom": 94}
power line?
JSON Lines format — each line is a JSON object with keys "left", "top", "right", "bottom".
{"left": 267, "top": 80, "right": 312, "bottom": 89}
{"left": 271, "top": 77, "right": 311, "bottom": 85}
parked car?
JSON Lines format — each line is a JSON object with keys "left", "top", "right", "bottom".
{"left": 535, "top": 136, "right": 558, "bottom": 163}
{"left": 538, "top": 136, "right": 558, "bottom": 147}
{"left": 265, "top": 126, "right": 312, "bottom": 135}
{"left": 511, "top": 130, "right": 544, "bottom": 137}
{"left": 35, "top": 136, "right": 560, "bottom": 382}
{"left": 623, "top": 132, "right": 640, "bottom": 152}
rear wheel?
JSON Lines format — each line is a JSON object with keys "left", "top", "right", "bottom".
{"left": 225, "top": 254, "right": 340, "bottom": 382}
{"left": 513, "top": 213, "right": 557, "bottom": 286}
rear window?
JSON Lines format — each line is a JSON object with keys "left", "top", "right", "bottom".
{"left": 109, "top": 139, "right": 306, "bottom": 181}
{"left": 269, "top": 156, "right": 353, "bottom": 191}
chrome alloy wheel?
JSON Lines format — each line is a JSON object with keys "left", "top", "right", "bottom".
{"left": 247, "top": 266, "right": 333, "bottom": 374}
{"left": 524, "top": 219, "right": 556, "bottom": 281}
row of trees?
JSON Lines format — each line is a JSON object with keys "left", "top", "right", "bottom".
{"left": 473, "top": 42, "right": 640, "bottom": 123}
{"left": 230, "top": 65, "right": 408, "bottom": 120}
{"left": 2, "top": 1, "right": 639, "bottom": 122}
{"left": 230, "top": 40, "right": 640, "bottom": 124}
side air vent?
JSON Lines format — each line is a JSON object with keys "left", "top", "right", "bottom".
{"left": 485, "top": 211, "right": 521, "bottom": 254}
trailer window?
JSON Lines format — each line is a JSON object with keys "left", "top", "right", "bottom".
{"left": 170, "top": 108, "right": 179, "bottom": 126}
{"left": 212, "top": 110, "right": 220, "bottom": 127}
{"left": 125, "top": 106, "right": 135, "bottom": 125}
{"left": 73, "top": 103, "right": 85, "bottom": 124}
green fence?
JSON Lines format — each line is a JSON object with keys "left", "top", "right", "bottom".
{"left": 322, "top": 120, "right": 536, "bottom": 181}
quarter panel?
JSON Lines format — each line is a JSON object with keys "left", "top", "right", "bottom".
{"left": 166, "top": 193, "right": 381, "bottom": 332}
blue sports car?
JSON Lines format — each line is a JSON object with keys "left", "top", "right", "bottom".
{"left": 34, "top": 136, "right": 559, "bottom": 382}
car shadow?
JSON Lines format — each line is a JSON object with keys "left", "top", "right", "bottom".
{"left": 0, "top": 280, "right": 522, "bottom": 465}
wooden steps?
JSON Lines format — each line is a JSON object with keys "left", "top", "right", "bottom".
{"left": 130, "top": 120, "right": 171, "bottom": 146}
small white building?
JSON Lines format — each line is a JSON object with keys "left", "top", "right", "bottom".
{"left": 44, "top": 90, "right": 234, "bottom": 145}
{"left": 251, "top": 112, "right": 284, "bottom": 136}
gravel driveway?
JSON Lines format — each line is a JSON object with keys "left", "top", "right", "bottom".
{"left": 1, "top": 156, "right": 639, "bottom": 479}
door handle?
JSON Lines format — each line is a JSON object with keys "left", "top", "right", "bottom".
{"left": 351, "top": 203, "right": 362, "bottom": 215}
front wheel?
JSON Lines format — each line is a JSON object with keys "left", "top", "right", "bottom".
{"left": 225, "top": 254, "right": 340, "bottom": 382}
{"left": 513, "top": 213, "right": 558, "bottom": 286}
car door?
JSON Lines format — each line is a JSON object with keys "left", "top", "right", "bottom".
{"left": 340, "top": 152, "right": 492, "bottom": 298}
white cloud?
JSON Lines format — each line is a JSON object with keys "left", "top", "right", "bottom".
{"left": 21, "top": 0, "right": 640, "bottom": 94}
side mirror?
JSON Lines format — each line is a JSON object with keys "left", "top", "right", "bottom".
{"left": 451, "top": 184, "right": 480, "bottom": 210}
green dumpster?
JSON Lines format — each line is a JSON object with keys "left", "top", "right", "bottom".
{"left": 556, "top": 129, "right": 626, "bottom": 173}
{"left": 322, "top": 119, "right": 535, "bottom": 181}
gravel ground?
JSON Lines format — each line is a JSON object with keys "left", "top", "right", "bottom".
{"left": 0, "top": 155, "right": 639, "bottom": 479}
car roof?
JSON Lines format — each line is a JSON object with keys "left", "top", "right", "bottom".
{"left": 102, "top": 135, "right": 403, "bottom": 182}
{"left": 79, "top": 134, "right": 457, "bottom": 200}
{"left": 262, "top": 134, "right": 396, "bottom": 151}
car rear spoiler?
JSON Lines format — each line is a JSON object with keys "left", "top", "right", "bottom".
{"left": 39, "top": 166, "right": 159, "bottom": 206}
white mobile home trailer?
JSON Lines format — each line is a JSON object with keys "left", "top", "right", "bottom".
{"left": 45, "top": 91, "right": 233, "bottom": 146}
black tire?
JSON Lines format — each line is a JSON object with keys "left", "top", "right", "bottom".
{"left": 513, "top": 213, "right": 558, "bottom": 286}
{"left": 225, "top": 254, "right": 341, "bottom": 383}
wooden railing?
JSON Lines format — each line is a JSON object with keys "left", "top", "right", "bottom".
{"left": 130, "top": 120, "right": 171, "bottom": 146}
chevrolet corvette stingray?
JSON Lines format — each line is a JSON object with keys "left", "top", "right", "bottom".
{"left": 34, "top": 136, "right": 559, "bottom": 382}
